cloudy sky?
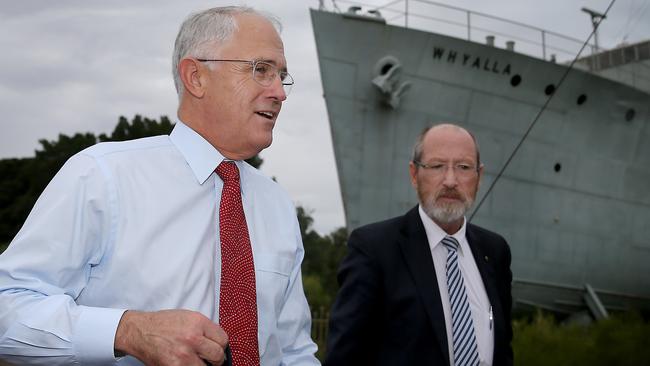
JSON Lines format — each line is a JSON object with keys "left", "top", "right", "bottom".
{"left": 1, "top": 0, "right": 648, "bottom": 234}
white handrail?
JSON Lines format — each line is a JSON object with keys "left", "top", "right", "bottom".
{"left": 324, "top": 0, "right": 596, "bottom": 62}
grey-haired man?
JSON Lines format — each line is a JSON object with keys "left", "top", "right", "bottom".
{"left": 0, "top": 7, "right": 319, "bottom": 366}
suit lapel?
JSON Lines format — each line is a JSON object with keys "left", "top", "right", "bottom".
{"left": 466, "top": 225, "right": 496, "bottom": 297}
{"left": 466, "top": 225, "right": 504, "bottom": 350}
{"left": 398, "top": 207, "right": 450, "bottom": 365}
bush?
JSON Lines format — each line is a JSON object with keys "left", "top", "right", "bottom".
{"left": 513, "top": 310, "right": 650, "bottom": 365}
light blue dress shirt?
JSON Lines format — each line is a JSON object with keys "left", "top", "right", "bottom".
{"left": 0, "top": 121, "right": 319, "bottom": 365}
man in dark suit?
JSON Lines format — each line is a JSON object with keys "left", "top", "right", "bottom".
{"left": 325, "top": 123, "right": 513, "bottom": 366}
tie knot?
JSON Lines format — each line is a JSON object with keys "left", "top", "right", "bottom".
{"left": 442, "top": 236, "right": 459, "bottom": 252}
{"left": 216, "top": 161, "right": 240, "bottom": 183}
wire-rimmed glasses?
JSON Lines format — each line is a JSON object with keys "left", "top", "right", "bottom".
{"left": 413, "top": 161, "right": 480, "bottom": 180}
{"left": 196, "top": 58, "right": 294, "bottom": 95}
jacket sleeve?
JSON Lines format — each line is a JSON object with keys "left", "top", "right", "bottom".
{"left": 499, "top": 239, "right": 513, "bottom": 366}
{"left": 323, "top": 228, "right": 382, "bottom": 366}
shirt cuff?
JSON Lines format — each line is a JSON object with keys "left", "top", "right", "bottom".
{"left": 73, "top": 306, "right": 127, "bottom": 364}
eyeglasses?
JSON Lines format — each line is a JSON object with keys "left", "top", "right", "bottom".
{"left": 413, "top": 161, "right": 479, "bottom": 179}
{"left": 196, "top": 58, "right": 294, "bottom": 95}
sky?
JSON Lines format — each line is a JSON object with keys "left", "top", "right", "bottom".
{"left": 1, "top": 0, "right": 648, "bottom": 234}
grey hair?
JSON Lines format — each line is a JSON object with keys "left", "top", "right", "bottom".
{"left": 172, "top": 6, "right": 282, "bottom": 97}
{"left": 411, "top": 123, "right": 481, "bottom": 167}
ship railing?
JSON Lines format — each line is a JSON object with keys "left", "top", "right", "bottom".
{"left": 320, "top": 0, "right": 595, "bottom": 63}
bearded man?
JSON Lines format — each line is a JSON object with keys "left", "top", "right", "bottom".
{"left": 324, "top": 123, "right": 513, "bottom": 366}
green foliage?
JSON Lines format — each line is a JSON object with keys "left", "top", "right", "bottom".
{"left": 245, "top": 155, "right": 263, "bottom": 170}
{"left": 297, "top": 206, "right": 348, "bottom": 360}
{"left": 297, "top": 206, "right": 347, "bottom": 311}
{"left": 0, "top": 115, "right": 169, "bottom": 245}
{"left": 96, "top": 115, "right": 262, "bottom": 168}
{"left": 36, "top": 132, "right": 98, "bottom": 160}
{"left": 0, "top": 114, "right": 263, "bottom": 247}
{"left": 514, "top": 310, "right": 650, "bottom": 365}
{"left": 302, "top": 275, "right": 331, "bottom": 312}
{"left": 98, "top": 115, "right": 173, "bottom": 142}
{"left": 0, "top": 158, "right": 32, "bottom": 245}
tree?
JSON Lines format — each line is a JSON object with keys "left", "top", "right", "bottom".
{"left": 0, "top": 132, "right": 99, "bottom": 245}
{"left": 98, "top": 115, "right": 263, "bottom": 168}
{"left": 0, "top": 158, "right": 33, "bottom": 246}
{"left": 99, "top": 115, "right": 174, "bottom": 142}
{"left": 0, "top": 115, "right": 263, "bottom": 246}
{"left": 298, "top": 206, "right": 348, "bottom": 311}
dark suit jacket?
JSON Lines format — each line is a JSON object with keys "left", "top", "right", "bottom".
{"left": 324, "top": 206, "right": 513, "bottom": 366}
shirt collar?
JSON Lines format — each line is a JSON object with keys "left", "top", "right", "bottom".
{"left": 418, "top": 204, "right": 468, "bottom": 255}
{"left": 170, "top": 120, "right": 225, "bottom": 185}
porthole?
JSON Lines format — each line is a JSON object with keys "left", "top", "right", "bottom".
{"left": 545, "top": 84, "right": 555, "bottom": 95}
{"left": 510, "top": 74, "right": 522, "bottom": 87}
{"left": 554, "top": 163, "right": 561, "bottom": 172}
{"left": 576, "top": 94, "right": 587, "bottom": 105}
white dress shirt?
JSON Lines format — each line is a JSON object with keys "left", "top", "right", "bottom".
{"left": 418, "top": 206, "right": 494, "bottom": 366}
{"left": 0, "top": 121, "right": 319, "bottom": 365}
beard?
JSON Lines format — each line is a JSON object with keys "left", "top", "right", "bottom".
{"left": 419, "top": 187, "right": 475, "bottom": 224}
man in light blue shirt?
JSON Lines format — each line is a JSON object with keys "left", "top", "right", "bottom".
{"left": 0, "top": 6, "right": 319, "bottom": 366}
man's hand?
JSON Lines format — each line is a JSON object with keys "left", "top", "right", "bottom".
{"left": 114, "top": 309, "right": 228, "bottom": 366}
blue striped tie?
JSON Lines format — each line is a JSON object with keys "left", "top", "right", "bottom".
{"left": 442, "top": 236, "right": 480, "bottom": 366}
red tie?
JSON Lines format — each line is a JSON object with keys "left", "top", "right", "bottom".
{"left": 216, "top": 161, "right": 260, "bottom": 366}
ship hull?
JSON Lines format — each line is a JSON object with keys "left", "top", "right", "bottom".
{"left": 312, "top": 9, "right": 650, "bottom": 313}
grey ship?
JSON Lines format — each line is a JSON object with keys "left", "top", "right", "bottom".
{"left": 311, "top": 3, "right": 650, "bottom": 317}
